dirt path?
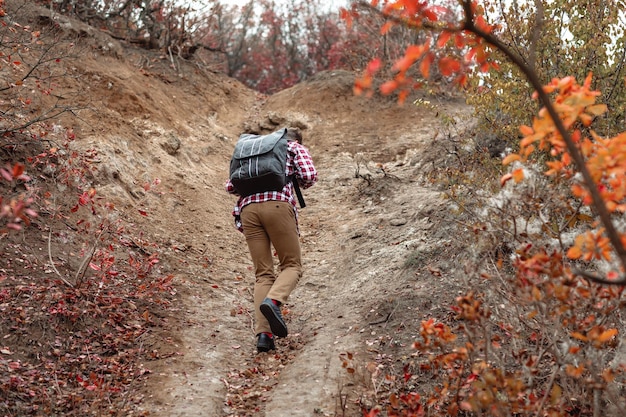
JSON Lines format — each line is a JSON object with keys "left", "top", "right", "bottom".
{"left": 262, "top": 153, "right": 443, "bottom": 417}
{"left": 133, "top": 75, "right": 473, "bottom": 416}
{"left": 47, "top": 28, "right": 473, "bottom": 413}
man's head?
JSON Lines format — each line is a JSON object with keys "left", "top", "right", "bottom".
{"left": 285, "top": 128, "right": 302, "bottom": 144}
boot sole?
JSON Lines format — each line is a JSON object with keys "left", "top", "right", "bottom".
{"left": 260, "top": 303, "right": 288, "bottom": 338}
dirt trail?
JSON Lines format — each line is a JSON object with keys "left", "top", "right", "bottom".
{"left": 130, "top": 70, "right": 473, "bottom": 416}
{"left": 26, "top": 14, "right": 473, "bottom": 413}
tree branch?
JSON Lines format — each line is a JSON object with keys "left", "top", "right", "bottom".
{"left": 460, "top": 0, "right": 626, "bottom": 285}
{"left": 358, "top": 0, "right": 626, "bottom": 285}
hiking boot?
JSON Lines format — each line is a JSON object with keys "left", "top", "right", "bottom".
{"left": 256, "top": 333, "right": 275, "bottom": 352}
{"left": 260, "top": 298, "right": 288, "bottom": 338}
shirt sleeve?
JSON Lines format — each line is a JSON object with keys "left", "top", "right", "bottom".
{"left": 291, "top": 142, "right": 318, "bottom": 189}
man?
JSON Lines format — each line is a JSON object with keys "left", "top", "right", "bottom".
{"left": 226, "top": 128, "right": 318, "bottom": 352}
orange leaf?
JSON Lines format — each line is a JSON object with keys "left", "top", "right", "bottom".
{"left": 567, "top": 245, "right": 582, "bottom": 260}
{"left": 596, "top": 328, "right": 618, "bottom": 343}
{"left": 571, "top": 331, "right": 588, "bottom": 342}
{"left": 393, "top": 56, "right": 413, "bottom": 73}
{"left": 381, "top": 21, "right": 394, "bottom": 35}
{"left": 579, "top": 113, "right": 593, "bottom": 127}
{"left": 475, "top": 15, "right": 493, "bottom": 33}
{"left": 406, "top": 44, "right": 427, "bottom": 60}
{"left": 502, "top": 154, "right": 521, "bottom": 165}
{"left": 602, "top": 368, "right": 616, "bottom": 383}
{"left": 420, "top": 54, "right": 433, "bottom": 79}
{"left": 512, "top": 168, "right": 524, "bottom": 183}
{"left": 380, "top": 80, "right": 398, "bottom": 95}
{"left": 520, "top": 125, "right": 534, "bottom": 136}
{"left": 398, "top": 90, "right": 408, "bottom": 105}
{"left": 566, "top": 364, "right": 585, "bottom": 378}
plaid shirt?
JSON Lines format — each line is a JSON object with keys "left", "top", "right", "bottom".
{"left": 226, "top": 140, "right": 317, "bottom": 232}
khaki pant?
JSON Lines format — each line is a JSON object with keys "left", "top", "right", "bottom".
{"left": 240, "top": 201, "right": 302, "bottom": 335}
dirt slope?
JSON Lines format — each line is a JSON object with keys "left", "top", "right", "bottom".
{"left": 9, "top": 7, "right": 474, "bottom": 416}
{"left": 121, "top": 65, "right": 472, "bottom": 416}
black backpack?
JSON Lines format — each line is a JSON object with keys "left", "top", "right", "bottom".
{"left": 229, "top": 128, "right": 306, "bottom": 207}
{"left": 229, "top": 128, "right": 288, "bottom": 196}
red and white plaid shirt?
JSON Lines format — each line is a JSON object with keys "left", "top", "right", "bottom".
{"left": 226, "top": 140, "right": 317, "bottom": 232}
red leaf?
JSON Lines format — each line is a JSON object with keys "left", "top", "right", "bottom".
{"left": 475, "top": 15, "right": 493, "bottom": 33}
{"left": 438, "top": 57, "right": 461, "bottom": 77}
{"left": 456, "top": 73, "right": 468, "bottom": 86}
{"left": 455, "top": 33, "right": 465, "bottom": 49}
{"left": 406, "top": 44, "right": 428, "bottom": 60}
{"left": 11, "top": 163, "right": 24, "bottom": 178}
{"left": 339, "top": 8, "right": 353, "bottom": 29}
{"left": 423, "top": 8, "right": 438, "bottom": 22}
{"left": 366, "top": 58, "right": 382, "bottom": 75}
{"left": 436, "top": 31, "right": 451, "bottom": 48}
{"left": 138, "top": 209, "right": 148, "bottom": 216}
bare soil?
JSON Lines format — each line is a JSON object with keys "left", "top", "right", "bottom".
{"left": 3, "top": 6, "right": 477, "bottom": 417}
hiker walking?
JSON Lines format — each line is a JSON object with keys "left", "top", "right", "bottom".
{"left": 226, "top": 128, "right": 318, "bottom": 352}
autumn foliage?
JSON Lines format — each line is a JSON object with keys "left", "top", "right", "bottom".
{"left": 340, "top": 1, "right": 626, "bottom": 416}
{"left": 1, "top": 2, "right": 174, "bottom": 414}
{"left": 3, "top": 0, "right": 626, "bottom": 414}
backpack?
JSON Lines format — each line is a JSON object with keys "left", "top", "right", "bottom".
{"left": 229, "top": 128, "right": 289, "bottom": 197}
{"left": 229, "top": 128, "right": 307, "bottom": 207}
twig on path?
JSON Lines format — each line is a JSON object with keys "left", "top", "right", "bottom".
{"left": 47, "top": 228, "right": 74, "bottom": 287}
{"left": 368, "top": 301, "right": 399, "bottom": 326}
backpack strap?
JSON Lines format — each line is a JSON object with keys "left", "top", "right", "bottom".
{"left": 290, "top": 175, "right": 306, "bottom": 208}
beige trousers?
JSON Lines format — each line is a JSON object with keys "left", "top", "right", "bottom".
{"left": 240, "top": 201, "right": 302, "bottom": 335}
